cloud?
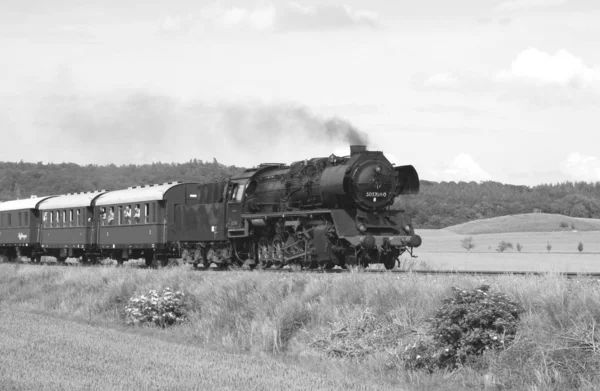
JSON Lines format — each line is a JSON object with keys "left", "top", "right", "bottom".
{"left": 497, "top": 48, "right": 600, "bottom": 86}
{"left": 428, "top": 154, "right": 492, "bottom": 182}
{"left": 562, "top": 153, "right": 600, "bottom": 182}
{"left": 423, "top": 73, "right": 459, "bottom": 88}
{"left": 204, "top": 2, "right": 379, "bottom": 32}
{"left": 157, "top": 15, "right": 194, "bottom": 36}
{"left": 493, "top": 0, "right": 568, "bottom": 12}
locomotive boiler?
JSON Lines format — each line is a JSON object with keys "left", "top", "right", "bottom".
{"left": 214, "top": 145, "right": 421, "bottom": 270}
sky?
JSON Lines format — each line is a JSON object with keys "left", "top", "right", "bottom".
{"left": 1, "top": 0, "right": 599, "bottom": 185}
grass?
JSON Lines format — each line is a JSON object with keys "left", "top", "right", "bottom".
{"left": 1, "top": 264, "right": 600, "bottom": 390}
{"left": 0, "top": 310, "right": 377, "bottom": 391}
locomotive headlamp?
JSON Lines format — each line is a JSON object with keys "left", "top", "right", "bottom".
{"left": 358, "top": 224, "right": 367, "bottom": 232}
{"left": 375, "top": 165, "right": 382, "bottom": 173}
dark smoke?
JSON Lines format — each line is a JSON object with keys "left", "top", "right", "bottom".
{"left": 216, "top": 103, "right": 369, "bottom": 147}
{"left": 324, "top": 117, "right": 369, "bottom": 145}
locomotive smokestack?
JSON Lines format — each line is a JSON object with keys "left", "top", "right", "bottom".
{"left": 350, "top": 145, "right": 367, "bottom": 156}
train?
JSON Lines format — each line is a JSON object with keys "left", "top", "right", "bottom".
{"left": 0, "top": 145, "right": 421, "bottom": 269}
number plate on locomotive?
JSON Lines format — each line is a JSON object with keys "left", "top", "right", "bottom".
{"left": 366, "top": 192, "right": 387, "bottom": 197}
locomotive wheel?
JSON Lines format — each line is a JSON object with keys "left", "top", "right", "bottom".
{"left": 272, "top": 236, "right": 285, "bottom": 268}
{"left": 257, "top": 238, "right": 273, "bottom": 269}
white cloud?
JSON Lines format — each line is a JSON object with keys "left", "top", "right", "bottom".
{"left": 427, "top": 154, "right": 492, "bottom": 182}
{"left": 493, "top": 0, "right": 568, "bottom": 12}
{"left": 157, "top": 15, "right": 194, "bottom": 36}
{"left": 424, "top": 73, "right": 458, "bottom": 88}
{"left": 497, "top": 48, "right": 600, "bottom": 86}
{"left": 205, "top": 2, "right": 379, "bottom": 32}
{"left": 562, "top": 153, "right": 600, "bottom": 182}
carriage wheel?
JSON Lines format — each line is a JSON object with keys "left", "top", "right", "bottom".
{"left": 383, "top": 253, "right": 397, "bottom": 270}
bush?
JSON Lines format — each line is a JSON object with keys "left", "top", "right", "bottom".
{"left": 516, "top": 243, "right": 523, "bottom": 252}
{"left": 578, "top": 242, "right": 584, "bottom": 252}
{"left": 124, "top": 287, "right": 187, "bottom": 327}
{"left": 461, "top": 237, "right": 475, "bottom": 251}
{"left": 546, "top": 242, "right": 552, "bottom": 252}
{"left": 429, "top": 285, "right": 524, "bottom": 368}
{"left": 401, "top": 337, "right": 439, "bottom": 373}
{"left": 496, "top": 241, "right": 513, "bottom": 252}
{"left": 559, "top": 221, "right": 569, "bottom": 228}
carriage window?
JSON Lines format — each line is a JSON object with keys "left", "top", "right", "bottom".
{"left": 18, "top": 212, "right": 22, "bottom": 227}
{"left": 145, "top": 203, "right": 150, "bottom": 223}
{"left": 152, "top": 203, "right": 157, "bottom": 223}
{"left": 123, "top": 205, "right": 132, "bottom": 224}
{"left": 133, "top": 204, "right": 141, "bottom": 224}
{"left": 76, "top": 209, "right": 81, "bottom": 226}
{"left": 24, "top": 212, "right": 29, "bottom": 227}
{"left": 118, "top": 206, "right": 123, "bottom": 225}
{"left": 69, "top": 210, "right": 73, "bottom": 226}
{"left": 7, "top": 213, "right": 12, "bottom": 228}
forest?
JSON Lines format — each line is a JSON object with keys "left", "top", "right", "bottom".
{"left": 1, "top": 160, "right": 599, "bottom": 229}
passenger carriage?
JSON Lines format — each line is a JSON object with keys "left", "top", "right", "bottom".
{"left": 92, "top": 181, "right": 229, "bottom": 266}
{"left": 0, "top": 196, "right": 54, "bottom": 261}
{"left": 38, "top": 191, "right": 106, "bottom": 262}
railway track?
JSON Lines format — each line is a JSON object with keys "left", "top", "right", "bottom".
{"left": 4, "top": 258, "right": 600, "bottom": 278}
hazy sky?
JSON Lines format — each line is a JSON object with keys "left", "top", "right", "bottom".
{"left": 1, "top": 0, "right": 599, "bottom": 185}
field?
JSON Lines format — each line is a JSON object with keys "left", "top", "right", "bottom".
{"left": 409, "top": 213, "right": 600, "bottom": 273}
{"left": 1, "top": 263, "right": 600, "bottom": 391}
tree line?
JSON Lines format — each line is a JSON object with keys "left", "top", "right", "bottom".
{"left": 395, "top": 180, "right": 600, "bottom": 228}
{"left": 1, "top": 161, "right": 599, "bottom": 229}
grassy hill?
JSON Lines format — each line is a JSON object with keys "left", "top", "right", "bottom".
{"left": 445, "top": 213, "right": 600, "bottom": 235}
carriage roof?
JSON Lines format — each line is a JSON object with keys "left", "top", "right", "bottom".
{"left": 94, "top": 182, "right": 193, "bottom": 206}
{"left": 39, "top": 191, "right": 107, "bottom": 210}
{"left": 0, "top": 196, "right": 55, "bottom": 212}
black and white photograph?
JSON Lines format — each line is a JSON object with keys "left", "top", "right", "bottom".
{"left": 1, "top": 0, "right": 599, "bottom": 390}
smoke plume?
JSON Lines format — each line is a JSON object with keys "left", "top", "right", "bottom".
{"left": 216, "top": 103, "right": 369, "bottom": 147}
{"left": 31, "top": 92, "right": 369, "bottom": 166}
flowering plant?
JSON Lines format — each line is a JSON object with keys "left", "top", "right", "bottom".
{"left": 124, "top": 287, "right": 187, "bottom": 327}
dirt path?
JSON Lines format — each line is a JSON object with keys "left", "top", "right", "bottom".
{"left": 0, "top": 309, "right": 386, "bottom": 391}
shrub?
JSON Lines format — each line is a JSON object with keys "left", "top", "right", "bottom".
{"left": 124, "top": 287, "right": 187, "bottom": 327}
{"left": 578, "top": 242, "right": 584, "bottom": 252}
{"left": 516, "top": 243, "right": 523, "bottom": 252}
{"left": 496, "top": 241, "right": 513, "bottom": 252}
{"left": 429, "top": 285, "right": 524, "bottom": 368}
{"left": 461, "top": 237, "right": 475, "bottom": 251}
{"left": 559, "top": 221, "right": 569, "bottom": 228}
{"left": 401, "top": 337, "right": 439, "bottom": 372}
{"left": 546, "top": 242, "right": 552, "bottom": 252}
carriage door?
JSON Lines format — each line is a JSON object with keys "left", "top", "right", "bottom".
{"left": 87, "top": 207, "right": 96, "bottom": 246}
{"left": 226, "top": 181, "right": 247, "bottom": 237}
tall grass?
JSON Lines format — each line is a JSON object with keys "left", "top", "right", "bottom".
{"left": 1, "top": 264, "right": 599, "bottom": 390}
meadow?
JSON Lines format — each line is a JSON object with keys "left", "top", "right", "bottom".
{"left": 1, "top": 263, "right": 599, "bottom": 391}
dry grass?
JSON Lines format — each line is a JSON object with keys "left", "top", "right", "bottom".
{"left": 1, "top": 264, "right": 599, "bottom": 390}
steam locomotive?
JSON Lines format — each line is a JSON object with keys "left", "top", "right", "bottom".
{"left": 0, "top": 145, "right": 420, "bottom": 269}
